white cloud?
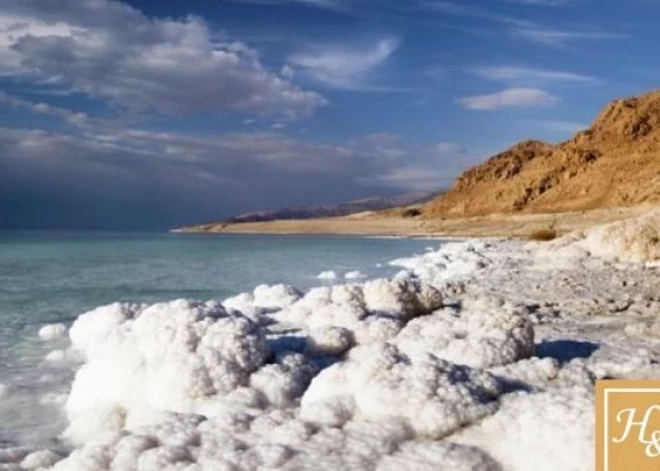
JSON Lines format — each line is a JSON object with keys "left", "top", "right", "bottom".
{"left": 289, "top": 38, "right": 400, "bottom": 90}
{"left": 434, "top": 142, "right": 463, "bottom": 155}
{"left": 511, "top": 28, "right": 625, "bottom": 46}
{"left": 229, "top": 0, "right": 357, "bottom": 11}
{"left": 419, "top": 1, "right": 535, "bottom": 28}
{"left": 421, "top": 2, "right": 624, "bottom": 47}
{"left": 458, "top": 88, "right": 560, "bottom": 110}
{"left": 281, "top": 64, "right": 295, "bottom": 79}
{"left": 470, "top": 66, "right": 596, "bottom": 84}
{"left": 0, "top": 0, "right": 326, "bottom": 117}
{"left": 376, "top": 166, "right": 450, "bottom": 190}
{"left": 539, "top": 120, "right": 587, "bottom": 134}
{"left": 0, "top": 91, "right": 90, "bottom": 126}
{"left": 505, "top": 0, "right": 575, "bottom": 6}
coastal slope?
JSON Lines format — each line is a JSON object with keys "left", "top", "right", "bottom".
{"left": 426, "top": 89, "right": 660, "bottom": 217}
{"left": 176, "top": 89, "right": 660, "bottom": 236}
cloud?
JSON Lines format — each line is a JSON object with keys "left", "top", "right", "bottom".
{"left": 458, "top": 88, "right": 560, "bottom": 110}
{"left": 288, "top": 38, "right": 400, "bottom": 90}
{"left": 375, "top": 166, "right": 449, "bottom": 190}
{"left": 281, "top": 64, "right": 296, "bottom": 80}
{"left": 0, "top": 123, "right": 451, "bottom": 228}
{"left": 511, "top": 28, "right": 626, "bottom": 46}
{"left": 419, "top": 1, "right": 534, "bottom": 28}
{"left": 421, "top": 2, "right": 624, "bottom": 47}
{"left": 0, "top": 0, "right": 326, "bottom": 117}
{"left": 539, "top": 120, "right": 587, "bottom": 134}
{"left": 0, "top": 91, "right": 90, "bottom": 126}
{"left": 374, "top": 141, "right": 472, "bottom": 190}
{"left": 470, "top": 66, "right": 597, "bottom": 85}
{"left": 505, "top": 0, "right": 576, "bottom": 6}
{"left": 434, "top": 142, "right": 464, "bottom": 155}
{"left": 228, "top": 0, "right": 358, "bottom": 11}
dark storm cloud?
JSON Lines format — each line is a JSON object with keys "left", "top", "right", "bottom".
{"left": 0, "top": 126, "right": 407, "bottom": 230}
{"left": 0, "top": 0, "right": 325, "bottom": 116}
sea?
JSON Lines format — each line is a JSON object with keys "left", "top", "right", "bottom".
{"left": 0, "top": 231, "right": 436, "bottom": 447}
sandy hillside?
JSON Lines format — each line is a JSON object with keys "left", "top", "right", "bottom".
{"left": 176, "top": 203, "right": 657, "bottom": 238}
{"left": 426, "top": 89, "right": 660, "bottom": 217}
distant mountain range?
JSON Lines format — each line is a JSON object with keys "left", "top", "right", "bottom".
{"left": 221, "top": 190, "right": 439, "bottom": 224}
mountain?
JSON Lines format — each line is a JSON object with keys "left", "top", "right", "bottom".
{"left": 211, "top": 191, "right": 439, "bottom": 225}
{"left": 425, "top": 90, "right": 660, "bottom": 218}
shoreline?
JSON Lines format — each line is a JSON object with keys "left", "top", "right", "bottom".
{"left": 1, "top": 209, "right": 659, "bottom": 470}
{"left": 173, "top": 204, "right": 657, "bottom": 238}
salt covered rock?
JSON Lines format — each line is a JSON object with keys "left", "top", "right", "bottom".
{"left": 64, "top": 299, "right": 269, "bottom": 442}
{"left": 457, "top": 387, "right": 594, "bottom": 471}
{"left": 377, "top": 441, "right": 502, "bottom": 471}
{"left": 305, "top": 326, "right": 355, "bottom": 356}
{"left": 362, "top": 278, "right": 443, "bottom": 320}
{"left": 389, "top": 241, "right": 492, "bottom": 284}
{"left": 38, "top": 323, "right": 67, "bottom": 341}
{"left": 316, "top": 271, "right": 337, "bottom": 280}
{"left": 253, "top": 284, "right": 301, "bottom": 309}
{"left": 275, "top": 279, "right": 442, "bottom": 345}
{"left": 20, "top": 449, "right": 63, "bottom": 469}
{"left": 300, "top": 344, "right": 502, "bottom": 438}
{"left": 550, "top": 210, "right": 660, "bottom": 262}
{"left": 394, "top": 297, "right": 535, "bottom": 368}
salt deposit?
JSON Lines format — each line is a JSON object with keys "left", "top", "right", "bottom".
{"left": 548, "top": 209, "right": 660, "bottom": 263}
{"left": 457, "top": 387, "right": 594, "bottom": 471}
{"left": 316, "top": 270, "right": 337, "bottom": 280}
{"left": 344, "top": 270, "right": 366, "bottom": 279}
{"left": 64, "top": 300, "right": 269, "bottom": 443}
{"left": 393, "top": 297, "right": 535, "bottom": 368}
{"left": 300, "top": 344, "right": 502, "bottom": 437}
{"left": 1, "top": 211, "right": 659, "bottom": 470}
{"left": 38, "top": 323, "right": 67, "bottom": 341}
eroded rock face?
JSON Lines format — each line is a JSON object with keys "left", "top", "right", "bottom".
{"left": 425, "top": 90, "right": 660, "bottom": 217}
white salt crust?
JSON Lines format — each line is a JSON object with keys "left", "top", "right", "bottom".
{"left": 3, "top": 210, "right": 659, "bottom": 470}
{"left": 38, "top": 323, "right": 67, "bottom": 341}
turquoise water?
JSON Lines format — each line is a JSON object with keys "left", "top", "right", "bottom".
{"left": 0, "top": 231, "right": 436, "bottom": 445}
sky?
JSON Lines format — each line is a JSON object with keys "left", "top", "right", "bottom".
{"left": 0, "top": 0, "right": 658, "bottom": 230}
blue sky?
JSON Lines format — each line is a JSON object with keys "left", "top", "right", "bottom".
{"left": 0, "top": 0, "right": 658, "bottom": 229}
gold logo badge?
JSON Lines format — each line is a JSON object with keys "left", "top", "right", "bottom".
{"left": 597, "top": 380, "right": 660, "bottom": 471}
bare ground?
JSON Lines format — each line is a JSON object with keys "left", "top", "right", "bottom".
{"left": 173, "top": 204, "right": 658, "bottom": 238}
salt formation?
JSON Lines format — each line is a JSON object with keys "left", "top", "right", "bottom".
{"left": 550, "top": 209, "right": 660, "bottom": 262}
{"left": 389, "top": 240, "right": 492, "bottom": 284}
{"left": 64, "top": 300, "right": 269, "bottom": 443}
{"left": 393, "top": 298, "right": 535, "bottom": 368}
{"left": 300, "top": 344, "right": 502, "bottom": 437}
{"left": 272, "top": 278, "right": 443, "bottom": 344}
{"left": 316, "top": 270, "right": 337, "bottom": 280}
{"left": 38, "top": 323, "right": 67, "bottom": 341}
{"left": 344, "top": 270, "right": 366, "bottom": 279}
{"left": 4, "top": 211, "right": 659, "bottom": 470}
{"left": 457, "top": 387, "right": 594, "bottom": 471}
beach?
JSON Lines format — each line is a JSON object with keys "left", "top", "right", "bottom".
{"left": 174, "top": 205, "right": 656, "bottom": 238}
